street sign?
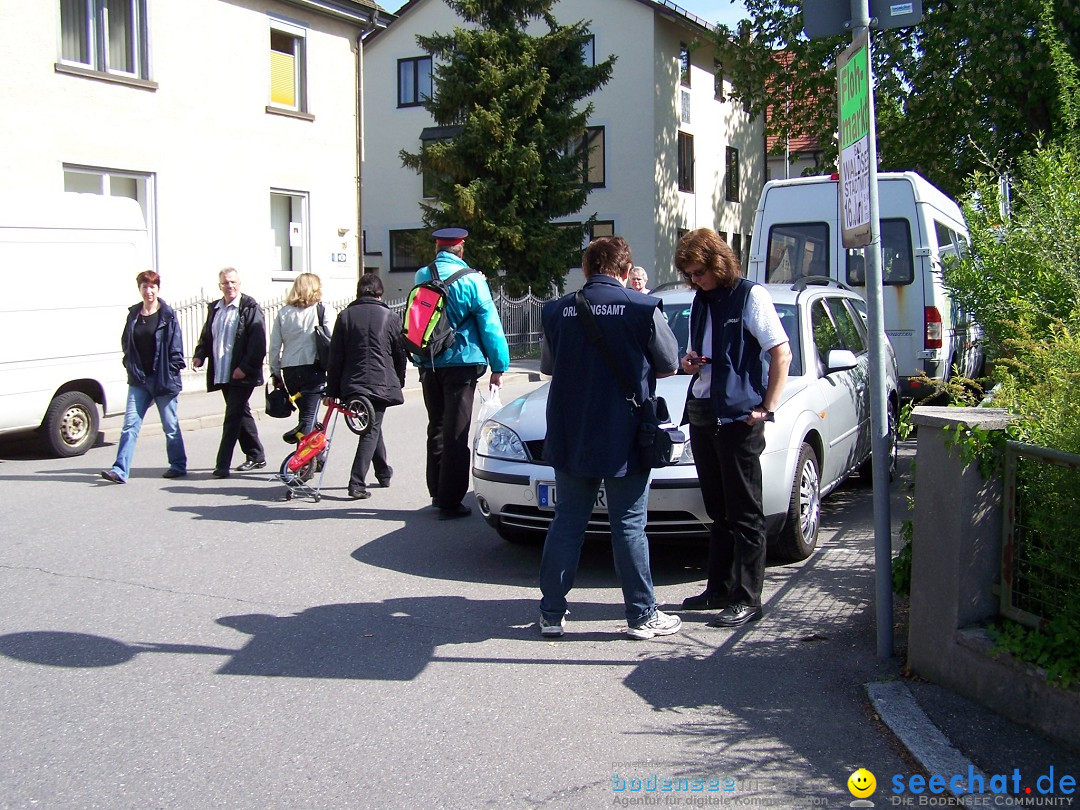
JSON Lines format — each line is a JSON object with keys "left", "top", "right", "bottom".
{"left": 838, "top": 29, "right": 871, "bottom": 247}
{"left": 803, "top": 0, "right": 922, "bottom": 39}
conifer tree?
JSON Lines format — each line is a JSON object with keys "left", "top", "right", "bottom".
{"left": 399, "top": 0, "right": 614, "bottom": 295}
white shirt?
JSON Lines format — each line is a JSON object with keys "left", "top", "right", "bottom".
{"left": 211, "top": 297, "right": 241, "bottom": 386}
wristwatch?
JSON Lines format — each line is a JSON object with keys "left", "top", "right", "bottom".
{"left": 760, "top": 408, "right": 775, "bottom": 422}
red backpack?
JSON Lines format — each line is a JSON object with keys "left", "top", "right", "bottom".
{"left": 401, "top": 262, "right": 476, "bottom": 358}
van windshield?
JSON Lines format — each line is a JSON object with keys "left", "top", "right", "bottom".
{"left": 766, "top": 223, "right": 829, "bottom": 283}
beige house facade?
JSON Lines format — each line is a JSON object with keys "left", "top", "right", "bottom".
{"left": 359, "top": 0, "right": 765, "bottom": 298}
{"left": 0, "top": 0, "right": 390, "bottom": 303}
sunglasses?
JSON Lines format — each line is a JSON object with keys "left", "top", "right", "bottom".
{"left": 680, "top": 267, "right": 708, "bottom": 280}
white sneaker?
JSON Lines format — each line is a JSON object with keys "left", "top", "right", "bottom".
{"left": 626, "top": 610, "right": 682, "bottom": 640}
{"left": 539, "top": 613, "right": 566, "bottom": 637}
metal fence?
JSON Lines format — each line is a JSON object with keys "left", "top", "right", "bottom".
{"left": 172, "top": 288, "right": 553, "bottom": 365}
{"left": 1000, "top": 440, "right": 1080, "bottom": 628}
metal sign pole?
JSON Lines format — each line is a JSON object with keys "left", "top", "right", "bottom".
{"left": 850, "top": 0, "right": 894, "bottom": 659}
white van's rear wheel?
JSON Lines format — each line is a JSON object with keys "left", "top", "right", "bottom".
{"left": 43, "top": 391, "right": 99, "bottom": 457}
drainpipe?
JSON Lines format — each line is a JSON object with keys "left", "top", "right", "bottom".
{"left": 356, "top": 28, "right": 368, "bottom": 281}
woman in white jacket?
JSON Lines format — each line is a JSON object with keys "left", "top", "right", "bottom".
{"left": 269, "top": 273, "right": 330, "bottom": 443}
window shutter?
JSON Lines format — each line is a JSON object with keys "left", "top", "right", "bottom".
{"left": 270, "top": 50, "right": 296, "bottom": 107}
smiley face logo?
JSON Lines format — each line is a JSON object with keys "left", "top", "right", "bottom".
{"left": 848, "top": 768, "right": 876, "bottom": 798}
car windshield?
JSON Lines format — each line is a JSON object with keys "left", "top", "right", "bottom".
{"left": 661, "top": 300, "right": 802, "bottom": 377}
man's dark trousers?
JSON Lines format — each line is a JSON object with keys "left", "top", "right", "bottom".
{"left": 420, "top": 365, "right": 481, "bottom": 508}
{"left": 217, "top": 384, "right": 264, "bottom": 471}
{"left": 690, "top": 419, "right": 767, "bottom": 606}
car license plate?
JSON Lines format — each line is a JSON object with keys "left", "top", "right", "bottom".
{"left": 536, "top": 481, "right": 607, "bottom": 510}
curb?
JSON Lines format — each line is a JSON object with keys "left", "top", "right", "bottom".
{"left": 866, "top": 681, "right": 1019, "bottom": 805}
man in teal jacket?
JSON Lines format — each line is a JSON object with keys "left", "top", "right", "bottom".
{"left": 414, "top": 228, "right": 510, "bottom": 520}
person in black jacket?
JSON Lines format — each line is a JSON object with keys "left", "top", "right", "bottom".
{"left": 325, "top": 273, "right": 406, "bottom": 499}
{"left": 192, "top": 268, "right": 267, "bottom": 479}
{"left": 100, "top": 270, "right": 187, "bottom": 484}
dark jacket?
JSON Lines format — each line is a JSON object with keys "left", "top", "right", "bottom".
{"left": 122, "top": 300, "right": 185, "bottom": 397}
{"left": 541, "top": 275, "right": 662, "bottom": 478}
{"left": 193, "top": 293, "right": 266, "bottom": 391}
{"left": 325, "top": 297, "right": 407, "bottom": 408}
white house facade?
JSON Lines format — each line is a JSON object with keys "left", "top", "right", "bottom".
{"left": 360, "top": 0, "right": 765, "bottom": 298}
{"left": 0, "top": 0, "right": 391, "bottom": 303}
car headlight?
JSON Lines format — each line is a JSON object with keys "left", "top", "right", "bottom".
{"left": 475, "top": 420, "right": 528, "bottom": 461}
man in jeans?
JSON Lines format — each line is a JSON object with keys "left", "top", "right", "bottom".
{"left": 538, "top": 236, "right": 681, "bottom": 640}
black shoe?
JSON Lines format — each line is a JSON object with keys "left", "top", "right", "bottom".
{"left": 162, "top": 469, "right": 186, "bottom": 479}
{"left": 282, "top": 428, "right": 302, "bottom": 444}
{"left": 376, "top": 466, "right": 393, "bottom": 487}
{"left": 707, "top": 603, "right": 763, "bottom": 628}
{"left": 212, "top": 469, "right": 230, "bottom": 479}
{"left": 235, "top": 459, "right": 267, "bottom": 472}
{"left": 99, "top": 469, "right": 124, "bottom": 484}
{"left": 681, "top": 591, "right": 729, "bottom": 611}
{"left": 438, "top": 504, "right": 472, "bottom": 520}
{"left": 348, "top": 486, "right": 371, "bottom": 500}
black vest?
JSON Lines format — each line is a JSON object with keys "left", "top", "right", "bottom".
{"left": 542, "top": 275, "right": 659, "bottom": 477}
{"left": 689, "top": 279, "right": 765, "bottom": 423}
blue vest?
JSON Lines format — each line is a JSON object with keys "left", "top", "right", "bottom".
{"left": 689, "top": 279, "right": 765, "bottom": 423}
{"left": 542, "top": 275, "right": 659, "bottom": 477}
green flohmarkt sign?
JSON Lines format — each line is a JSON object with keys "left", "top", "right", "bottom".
{"left": 838, "top": 29, "right": 872, "bottom": 248}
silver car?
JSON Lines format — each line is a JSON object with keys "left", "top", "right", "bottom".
{"left": 472, "top": 279, "right": 899, "bottom": 561}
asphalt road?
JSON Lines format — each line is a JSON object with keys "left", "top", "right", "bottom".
{"left": 0, "top": 377, "right": 917, "bottom": 809}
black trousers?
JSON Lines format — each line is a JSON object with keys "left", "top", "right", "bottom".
{"left": 420, "top": 365, "right": 482, "bottom": 508}
{"left": 690, "top": 419, "right": 767, "bottom": 606}
{"left": 217, "top": 384, "right": 265, "bottom": 471}
{"left": 349, "top": 406, "right": 390, "bottom": 489}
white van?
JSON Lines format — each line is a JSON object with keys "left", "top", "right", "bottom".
{"left": 0, "top": 193, "right": 150, "bottom": 456}
{"left": 746, "top": 172, "right": 983, "bottom": 398}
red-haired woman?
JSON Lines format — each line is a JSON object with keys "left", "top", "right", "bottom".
{"left": 100, "top": 271, "right": 187, "bottom": 483}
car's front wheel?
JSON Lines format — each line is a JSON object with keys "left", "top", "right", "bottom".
{"left": 774, "top": 442, "right": 821, "bottom": 561}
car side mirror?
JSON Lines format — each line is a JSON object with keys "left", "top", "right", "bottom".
{"left": 825, "top": 349, "right": 858, "bottom": 373}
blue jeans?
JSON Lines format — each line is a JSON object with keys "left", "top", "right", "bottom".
{"left": 539, "top": 469, "right": 656, "bottom": 626}
{"left": 109, "top": 385, "right": 186, "bottom": 481}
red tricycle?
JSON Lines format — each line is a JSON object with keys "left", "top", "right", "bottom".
{"left": 278, "top": 395, "right": 374, "bottom": 502}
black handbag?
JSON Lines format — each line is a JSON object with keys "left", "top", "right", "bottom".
{"left": 313, "top": 303, "right": 332, "bottom": 371}
{"left": 573, "top": 290, "right": 686, "bottom": 468}
{"left": 264, "top": 383, "right": 295, "bottom": 419}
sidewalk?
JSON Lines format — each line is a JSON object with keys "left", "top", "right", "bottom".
{"left": 99, "top": 359, "right": 543, "bottom": 443}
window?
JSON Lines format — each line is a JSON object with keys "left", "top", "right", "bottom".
{"left": 270, "top": 190, "right": 308, "bottom": 276}
{"left": 582, "top": 35, "right": 595, "bottom": 66}
{"left": 714, "top": 60, "right": 725, "bottom": 101}
{"left": 680, "top": 90, "right": 691, "bottom": 124}
{"left": 845, "top": 220, "right": 914, "bottom": 286}
{"left": 59, "top": 0, "right": 148, "bottom": 79}
{"left": 569, "top": 126, "right": 605, "bottom": 188}
{"left": 766, "top": 222, "right": 829, "bottom": 283}
{"left": 677, "top": 132, "right": 694, "bottom": 193}
{"left": 731, "top": 233, "right": 742, "bottom": 263}
{"left": 725, "top": 147, "right": 740, "bottom": 202}
{"left": 826, "top": 298, "right": 867, "bottom": 354}
{"left": 811, "top": 300, "right": 844, "bottom": 370}
{"left": 389, "top": 228, "right": 427, "bottom": 273}
{"left": 590, "top": 220, "right": 615, "bottom": 240}
{"left": 64, "top": 164, "right": 156, "bottom": 258}
{"left": 269, "top": 19, "right": 307, "bottom": 112}
{"left": 679, "top": 43, "right": 690, "bottom": 87}
{"left": 398, "top": 56, "right": 433, "bottom": 107}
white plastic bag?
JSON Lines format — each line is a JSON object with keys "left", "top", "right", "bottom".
{"left": 474, "top": 385, "right": 503, "bottom": 436}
